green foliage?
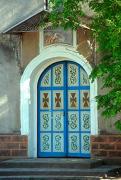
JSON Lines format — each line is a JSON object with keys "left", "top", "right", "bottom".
{"left": 49, "top": 0, "right": 85, "bottom": 29}
{"left": 115, "top": 120, "right": 121, "bottom": 131}
{"left": 48, "top": 0, "right": 121, "bottom": 130}
{"left": 89, "top": 0, "right": 121, "bottom": 130}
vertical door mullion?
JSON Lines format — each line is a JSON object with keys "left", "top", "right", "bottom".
{"left": 64, "top": 61, "right": 68, "bottom": 156}
{"left": 51, "top": 68, "right": 53, "bottom": 153}
{"left": 79, "top": 66, "right": 81, "bottom": 156}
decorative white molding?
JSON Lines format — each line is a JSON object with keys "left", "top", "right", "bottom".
{"left": 20, "top": 45, "right": 98, "bottom": 157}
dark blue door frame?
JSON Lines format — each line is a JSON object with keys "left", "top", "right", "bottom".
{"left": 37, "top": 61, "right": 90, "bottom": 158}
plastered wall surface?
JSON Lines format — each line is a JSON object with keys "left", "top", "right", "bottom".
{"left": 22, "top": 32, "right": 39, "bottom": 69}
{"left": 0, "top": 36, "right": 20, "bottom": 133}
{"left": 0, "top": 32, "right": 39, "bottom": 133}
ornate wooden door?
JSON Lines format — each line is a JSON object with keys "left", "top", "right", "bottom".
{"left": 37, "top": 61, "right": 90, "bottom": 157}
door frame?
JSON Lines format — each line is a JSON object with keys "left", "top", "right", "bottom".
{"left": 20, "top": 45, "right": 98, "bottom": 158}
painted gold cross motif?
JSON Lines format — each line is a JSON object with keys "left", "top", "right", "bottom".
{"left": 43, "top": 93, "right": 49, "bottom": 108}
{"left": 83, "top": 92, "right": 89, "bottom": 107}
{"left": 55, "top": 93, "right": 61, "bottom": 107}
{"left": 70, "top": 93, "right": 77, "bottom": 107}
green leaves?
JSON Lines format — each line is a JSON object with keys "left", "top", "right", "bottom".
{"left": 48, "top": 0, "right": 121, "bottom": 130}
{"left": 115, "top": 120, "right": 121, "bottom": 131}
{"left": 90, "top": 0, "right": 121, "bottom": 129}
{"left": 96, "top": 90, "right": 121, "bottom": 118}
{"left": 49, "top": 0, "right": 85, "bottom": 29}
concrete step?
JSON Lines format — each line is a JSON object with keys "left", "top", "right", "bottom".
{"left": 0, "top": 166, "right": 120, "bottom": 177}
{"left": 0, "top": 176, "right": 102, "bottom": 180}
{"left": 0, "top": 158, "right": 104, "bottom": 169}
{"left": 0, "top": 175, "right": 106, "bottom": 180}
{"left": 103, "top": 158, "right": 121, "bottom": 166}
{"left": 0, "top": 158, "right": 121, "bottom": 179}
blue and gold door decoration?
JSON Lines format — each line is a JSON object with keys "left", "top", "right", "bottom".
{"left": 37, "top": 61, "right": 90, "bottom": 157}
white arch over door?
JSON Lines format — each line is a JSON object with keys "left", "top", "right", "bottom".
{"left": 20, "top": 45, "right": 98, "bottom": 157}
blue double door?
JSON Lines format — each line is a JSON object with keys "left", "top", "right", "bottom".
{"left": 37, "top": 61, "right": 90, "bottom": 157}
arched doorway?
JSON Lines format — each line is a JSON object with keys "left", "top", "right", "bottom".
{"left": 20, "top": 45, "right": 98, "bottom": 158}
{"left": 37, "top": 61, "right": 90, "bottom": 157}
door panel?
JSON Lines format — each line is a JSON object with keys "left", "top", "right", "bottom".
{"left": 80, "top": 90, "right": 90, "bottom": 109}
{"left": 81, "top": 133, "right": 90, "bottom": 154}
{"left": 68, "top": 90, "right": 79, "bottom": 109}
{"left": 53, "top": 64, "right": 64, "bottom": 86}
{"left": 68, "top": 63, "right": 79, "bottom": 86}
{"left": 68, "top": 112, "right": 79, "bottom": 131}
{"left": 37, "top": 61, "right": 90, "bottom": 157}
{"left": 40, "top": 91, "right": 51, "bottom": 110}
{"left": 53, "top": 112, "right": 64, "bottom": 131}
{"left": 68, "top": 133, "right": 80, "bottom": 153}
{"left": 53, "top": 90, "right": 64, "bottom": 110}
